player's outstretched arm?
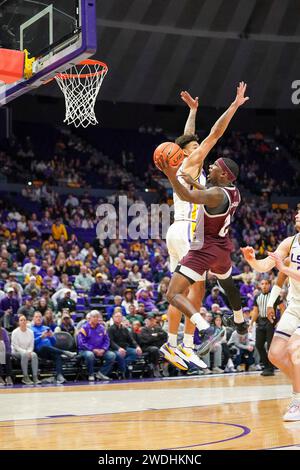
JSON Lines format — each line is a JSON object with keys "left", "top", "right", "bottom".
{"left": 181, "top": 91, "right": 199, "bottom": 135}
{"left": 183, "top": 82, "right": 249, "bottom": 176}
{"left": 156, "top": 155, "right": 223, "bottom": 207}
{"left": 268, "top": 250, "right": 300, "bottom": 282}
{"left": 241, "top": 237, "right": 292, "bottom": 273}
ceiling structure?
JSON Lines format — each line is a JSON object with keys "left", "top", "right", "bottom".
{"left": 95, "top": 0, "right": 300, "bottom": 109}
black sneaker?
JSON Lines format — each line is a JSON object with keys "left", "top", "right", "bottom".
{"left": 235, "top": 321, "right": 248, "bottom": 335}
{"left": 261, "top": 369, "right": 275, "bottom": 377}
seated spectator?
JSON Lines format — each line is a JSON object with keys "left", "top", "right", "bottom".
{"left": 204, "top": 286, "right": 228, "bottom": 311}
{"left": 22, "top": 256, "right": 40, "bottom": 276}
{"left": 66, "top": 249, "right": 82, "bottom": 275}
{"left": 0, "top": 323, "right": 13, "bottom": 385}
{"left": 136, "top": 288, "right": 156, "bottom": 312}
{"left": 199, "top": 313, "right": 224, "bottom": 374}
{"left": 77, "top": 310, "right": 114, "bottom": 381}
{"left": 55, "top": 310, "right": 75, "bottom": 336}
{"left": 210, "top": 303, "right": 223, "bottom": 316}
{"left": 108, "top": 311, "right": 143, "bottom": 377}
{"left": 107, "top": 296, "right": 127, "bottom": 319}
{"left": 74, "top": 265, "right": 94, "bottom": 292}
{"left": 110, "top": 275, "right": 127, "bottom": 296}
{"left": 57, "top": 272, "right": 69, "bottom": 290}
{"left": 55, "top": 253, "right": 67, "bottom": 277}
{"left": 213, "top": 315, "right": 236, "bottom": 373}
{"left": 138, "top": 313, "right": 167, "bottom": 378}
{"left": 122, "top": 289, "right": 138, "bottom": 314}
{"left": 156, "top": 282, "right": 168, "bottom": 311}
{"left": 228, "top": 329, "right": 255, "bottom": 372}
{"left": 43, "top": 309, "right": 57, "bottom": 332}
{"left": 11, "top": 315, "right": 40, "bottom": 384}
{"left": 127, "top": 305, "right": 144, "bottom": 325}
{"left": 136, "top": 302, "right": 147, "bottom": 320}
{"left": 24, "top": 276, "right": 41, "bottom": 296}
{"left": 127, "top": 264, "right": 142, "bottom": 286}
{"left": 89, "top": 273, "right": 110, "bottom": 297}
{"left": 239, "top": 277, "right": 255, "bottom": 304}
{"left": 52, "top": 218, "right": 68, "bottom": 241}
{"left": 43, "top": 267, "right": 59, "bottom": 290}
{"left": 31, "top": 311, "right": 76, "bottom": 384}
{"left": 17, "top": 297, "right": 35, "bottom": 320}
{"left": 57, "top": 289, "right": 76, "bottom": 313}
{"left": 0, "top": 287, "right": 19, "bottom": 331}
{"left": 4, "top": 272, "right": 23, "bottom": 299}
{"left": 243, "top": 306, "right": 252, "bottom": 324}
{"left": 131, "top": 320, "right": 142, "bottom": 339}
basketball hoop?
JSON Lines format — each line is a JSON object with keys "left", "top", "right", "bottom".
{"left": 55, "top": 59, "right": 108, "bottom": 128}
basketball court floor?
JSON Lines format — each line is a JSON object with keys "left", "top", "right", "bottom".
{"left": 0, "top": 372, "right": 299, "bottom": 450}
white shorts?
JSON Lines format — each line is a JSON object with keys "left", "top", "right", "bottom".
{"left": 166, "top": 221, "right": 205, "bottom": 283}
{"left": 274, "top": 300, "right": 300, "bottom": 340}
{"left": 166, "top": 221, "right": 193, "bottom": 273}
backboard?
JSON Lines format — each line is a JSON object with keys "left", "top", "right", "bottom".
{"left": 0, "top": 0, "right": 97, "bottom": 106}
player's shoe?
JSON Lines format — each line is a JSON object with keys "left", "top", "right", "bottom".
{"left": 177, "top": 343, "right": 207, "bottom": 369}
{"left": 197, "top": 327, "right": 225, "bottom": 356}
{"left": 160, "top": 343, "right": 188, "bottom": 370}
{"left": 235, "top": 321, "right": 248, "bottom": 335}
{"left": 283, "top": 399, "right": 300, "bottom": 421}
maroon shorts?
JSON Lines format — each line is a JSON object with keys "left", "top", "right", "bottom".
{"left": 178, "top": 240, "right": 232, "bottom": 282}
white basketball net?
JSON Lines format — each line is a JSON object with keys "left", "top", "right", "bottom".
{"left": 55, "top": 61, "right": 108, "bottom": 128}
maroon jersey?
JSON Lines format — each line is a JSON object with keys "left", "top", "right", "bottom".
{"left": 179, "top": 185, "right": 241, "bottom": 278}
{"left": 190, "top": 186, "right": 241, "bottom": 250}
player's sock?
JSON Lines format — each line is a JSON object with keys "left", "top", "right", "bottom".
{"left": 183, "top": 334, "right": 194, "bottom": 349}
{"left": 233, "top": 309, "right": 244, "bottom": 323}
{"left": 168, "top": 333, "right": 178, "bottom": 348}
{"left": 190, "top": 313, "right": 210, "bottom": 331}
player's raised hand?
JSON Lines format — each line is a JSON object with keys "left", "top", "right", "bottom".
{"left": 241, "top": 246, "right": 255, "bottom": 262}
{"left": 180, "top": 91, "right": 199, "bottom": 110}
{"left": 233, "top": 81, "right": 249, "bottom": 107}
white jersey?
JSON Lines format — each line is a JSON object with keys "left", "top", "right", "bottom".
{"left": 173, "top": 162, "right": 206, "bottom": 222}
{"left": 287, "top": 233, "right": 300, "bottom": 302}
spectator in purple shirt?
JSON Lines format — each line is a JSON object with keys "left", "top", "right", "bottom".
{"left": 0, "top": 287, "right": 20, "bottom": 330}
{"left": 204, "top": 286, "right": 228, "bottom": 311}
{"left": 77, "top": 310, "right": 114, "bottom": 381}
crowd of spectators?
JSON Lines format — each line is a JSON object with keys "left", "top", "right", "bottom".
{"left": 0, "top": 125, "right": 296, "bottom": 384}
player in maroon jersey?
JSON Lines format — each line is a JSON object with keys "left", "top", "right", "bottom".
{"left": 157, "top": 155, "right": 248, "bottom": 356}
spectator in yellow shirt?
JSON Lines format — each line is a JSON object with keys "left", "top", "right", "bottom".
{"left": 52, "top": 219, "right": 68, "bottom": 241}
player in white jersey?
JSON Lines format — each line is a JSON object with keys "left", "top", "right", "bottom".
{"left": 162, "top": 83, "right": 249, "bottom": 370}
{"left": 242, "top": 211, "right": 300, "bottom": 420}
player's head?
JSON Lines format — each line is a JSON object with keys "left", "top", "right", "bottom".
{"left": 208, "top": 157, "right": 239, "bottom": 185}
{"left": 175, "top": 134, "right": 199, "bottom": 157}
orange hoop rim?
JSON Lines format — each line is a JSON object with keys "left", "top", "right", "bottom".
{"left": 55, "top": 59, "right": 108, "bottom": 80}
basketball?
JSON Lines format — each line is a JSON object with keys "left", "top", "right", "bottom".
{"left": 153, "top": 141, "right": 184, "bottom": 169}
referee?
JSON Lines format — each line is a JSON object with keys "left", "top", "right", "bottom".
{"left": 250, "top": 279, "right": 275, "bottom": 376}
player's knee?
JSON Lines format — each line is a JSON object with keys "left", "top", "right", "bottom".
{"left": 268, "top": 344, "right": 284, "bottom": 366}
{"left": 287, "top": 339, "right": 300, "bottom": 361}
{"left": 166, "top": 285, "right": 177, "bottom": 304}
